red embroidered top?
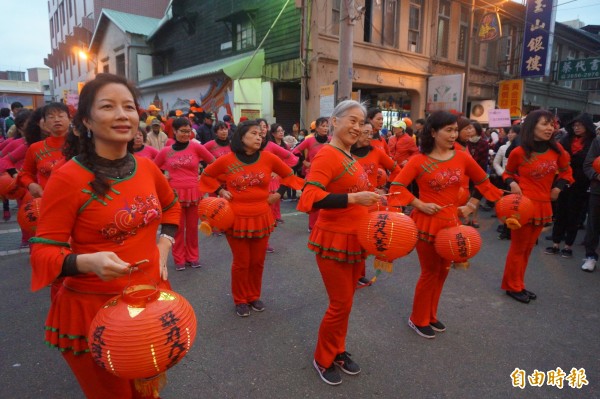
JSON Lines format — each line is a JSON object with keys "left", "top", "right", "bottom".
{"left": 297, "top": 145, "right": 372, "bottom": 263}
{"left": 389, "top": 150, "right": 503, "bottom": 242}
{"left": 503, "top": 145, "right": 573, "bottom": 225}
{"left": 199, "top": 151, "right": 303, "bottom": 238}
{"left": 353, "top": 147, "right": 400, "bottom": 189}
{"left": 204, "top": 139, "right": 232, "bottom": 159}
{"left": 370, "top": 135, "right": 390, "bottom": 156}
{"left": 18, "top": 135, "right": 66, "bottom": 189}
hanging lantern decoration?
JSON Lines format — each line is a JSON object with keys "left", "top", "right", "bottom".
{"left": 17, "top": 196, "right": 42, "bottom": 235}
{"left": 456, "top": 187, "right": 470, "bottom": 206}
{"left": 358, "top": 210, "right": 418, "bottom": 273}
{"left": 88, "top": 285, "right": 197, "bottom": 398}
{"left": 376, "top": 168, "right": 387, "bottom": 188}
{"left": 434, "top": 225, "right": 482, "bottom": 269}
{"left": 593, "top": 156, "right": 600, "bottom": 174}
{"left": 0, "top": 173, "right": 26, "bottom": 200}
{"left": 495, "top": 194, "right": 534, "bottom": 230}
{"left": 197, "top": 197, "right": 234, "bottom": 236}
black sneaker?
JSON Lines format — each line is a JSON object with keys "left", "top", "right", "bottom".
{"left": 430, "top": 320, "right": 446, "bottom": 332}
{"left": 408, "top": 319, "right": 435, "bottom": 339}
{"left": 357, "top": 277, "right": 371, "bottom": 286}
{"left": 250, "top": 299, "right": 265, "bottom": 312}
{"left": 522, "top": 289, "right": 536, "bottom": 300}
{"left": 235, "top": 303, "right": 250, "bottom": 317}
{"left": 333, "top": 352, "right": 361, "bottom": 375}
{"left": 544, "top": 246, "right": 559, "bottom": 255}
{"left": 560, "top": 248, "right": 573, "bottom": 258}
{"left": 313, "top": 359, "right": 342, "bottom": 385}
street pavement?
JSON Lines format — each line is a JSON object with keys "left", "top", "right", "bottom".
{"left": 0, "top": 200, "right": 598, "bottom": 399}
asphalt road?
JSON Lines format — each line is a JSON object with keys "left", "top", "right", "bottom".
{"left": 0, "top": 201, "right": 598, "bottom": 398}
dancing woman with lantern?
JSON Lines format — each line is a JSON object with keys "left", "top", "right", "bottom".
{"left": 297, "top": 100, "right": 381, "bottom": 385}
{"left": 389, "top": 111, "right": 502, "bottom": 339}
{"left": 29, "top": 73, "right": 181, "bottom": 398}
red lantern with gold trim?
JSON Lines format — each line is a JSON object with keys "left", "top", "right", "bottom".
{"left": 0, "top": 173, "right": 26, "bottom": 200}
{"left": 17, "top": 196, "right": 41, "bottom": 235}
{"left": 434, "top": 225, "right": 482, "bottom": 266}
{"left": 197, "top": 197, "right": 234, "bottom": 235}
{"left": 358, "top": 210, "right": 418, "bottom": 272}
{"left": 593, "top": 156, "right": 600, "bottom": 174}
{"left": 495, "top": 194, "right": 534, "bottom": 230}
{"left": 376, "top": 168, "right": 387, "bottom": 188}
{"left": 88, "top": 285, "right": 197, "bottom": 397}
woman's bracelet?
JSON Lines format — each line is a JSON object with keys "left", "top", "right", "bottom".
{"left": 159, "top": 234, "right": 175, "bottom": 246}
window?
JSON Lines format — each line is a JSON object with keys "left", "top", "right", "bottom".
{"left": 471, "top": 13, "right": 480, "bottom": 66}
{"left": 436, "top": 0, "right": 450, "bottom": 58}
{"left": 54, "top": 11, "right": 59, "bottom": 35}
{"left": 235, "top": 19, "right": 256, "bottom": 50}
{"left": 486, "top": 40, "right": 498, "bottom": 69}
{"left": 103, "top": 63, "right": 109, "bottom": 74}
{"left": 68, "top": 0, "right": 72, "bottom": 17}
{"left": 50, "top": 17, "right": 54, "bottom": 38}
{"left": 457, "top": 6, "right": 469, "bottom": 62}
{"left": 116, "top": 54, "right": 125, "bottom": 77}
{"left": 332, "top": 0, "right": 341, "bottom": 36}
{"left": 408, "top": 0, "right": 423, "bottom": 53}
{"left": 152, "top": 53, "right": 170, "bottom": 76}
{"left": 60, "top": 2, "right": 65, "bottom": 25}
{"left": 363, "top": 0, "right": 399, "bottom": 48}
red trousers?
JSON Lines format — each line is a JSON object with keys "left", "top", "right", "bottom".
{"left": 314, "top": 256, "right": 362, "bottom": 367}
{"left": 501, "top": 223, "right": 543, "bottom": 292}
{"left": 172, "top": 204, "right": 199, "bottom": 265}
{"left": 410, "top": 240, "right": 451, "bottom": 327}
{"left": 226, "top": 235, "right": 269, "bottom": 304}
{"left": 63, "top": 351, "right": 156, "bottom": 399}
{"left": 270, "top": 199, "right": 281, "bottom": 220}
{"left": 308, "top": 210, "right": 319, "bottom": 230}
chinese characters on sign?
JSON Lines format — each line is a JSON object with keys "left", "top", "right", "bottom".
{"left": 558, "top": 57, "right": 600, "bottom": 80}
{"left": 497, "top": 80, "right": 524, "bottom": 118}
{"left": 520, "top": 0, "right": 556, "bottom": 78}
{"left": 510, "top": 367, "right": 589, "bottom": 389}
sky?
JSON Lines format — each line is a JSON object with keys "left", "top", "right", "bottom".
{"left": 1, "top": 0, "right": 599, "bottom": 79}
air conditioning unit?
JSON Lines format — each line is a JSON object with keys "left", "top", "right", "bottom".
{"left": 469, "top": 100, "right": 495, "bottom": 123}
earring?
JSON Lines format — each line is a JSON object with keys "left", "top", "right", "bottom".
{"left": 87, "top": 129, "right": 92, "bottom": 139}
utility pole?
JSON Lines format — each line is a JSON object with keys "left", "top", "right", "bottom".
{"left": 462, "top": 0, "right": 476, "bottom": 116}
{"left": 337, "top": 0, "right": 354, "bottom": 104}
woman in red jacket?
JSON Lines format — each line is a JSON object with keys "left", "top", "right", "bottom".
{"left": 199, "top": 120, "right": 303, "bottom": 317}
{"left": 298, "top": 100, "right": 381, "bottom": 385}
{"left": 29, "top": 73, "right": 181, "bottom": 398}
{"left": 501, "top": 109, "right": 574, "bottom": 303}
{"left": 389, "top": 111, "right": 503, "bottom": 339}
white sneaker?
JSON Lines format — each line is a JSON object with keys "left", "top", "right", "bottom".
{"left": 581, "top": 257, "right": 597, "bottom": 272}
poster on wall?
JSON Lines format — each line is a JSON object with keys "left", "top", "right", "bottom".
{"left": 320, "top": 85, "right": 335, "bottom": 118}
{"left": 488, "top": 109, "right": 511, "bottom": 128}
{"left": 426, "top": 74, "right": 464, "bottom": 113}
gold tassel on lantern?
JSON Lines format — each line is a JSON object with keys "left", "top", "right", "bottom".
{"left": 374, "top": 258, "right": 394, "bottom": 273}
{"left": 452, "top": 261, "right": 470, "bottom": 270}
{"left": 134, "top": 372, "right": 167, "bottom": 398}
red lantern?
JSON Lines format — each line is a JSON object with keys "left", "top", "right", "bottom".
{"left": 88, "top": 285, "right": 197, "bottom": 396}
{"left": 495, "top": 194, "right": 534, "bottom": 230}
{"left": 0, "top": 173, "right": 26, "bottom": 200}
{"left": 434, "top": 225, "right": 482, "bottom": 265}
{"left": 593, "top": 156, "right": 600, "bottom": 174}
{"left": 358, "top": 210, "right": 418, "bottom": 271}
{"left": 197, "top": 197, "right": 234, "bottom": 235}
{"left": 17, "top": 196, "right": 42, "bottom": 235}
{"left": 376, "top": 168, "right": 387, "bottom": 188}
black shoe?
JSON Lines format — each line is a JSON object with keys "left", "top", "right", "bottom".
{"left": 250, "top": 299, "right": 265, "bottom": 312}
{"left": 357, "top": 277, "right": 371, "bottom": 286}
{"left": 235, "top": 303, "right": 251, "bottom": 317}
{"left": 522, "top": 289, "right": 536, "bottom": 300}
{"left": 560, "top": 248, "right": 573, "bottom": 258}
{"left": 496, "top": 225, "right": 504, "bottom": 233}
{"left": 506, "top": 290, "right": 530, "bottom": 303}
{"left": 408, "top": 319, "right": 435, "bottom": 339}
{"left": 544, "top": 246, "right": 559, "bottom": 255}
{"left": 333, "top": 352, "right": 361, "bottom": 375}
{"left": 313, "top": 359, "right": 342, "bottom": 385}
{"left": 430, "top": 320, "right": 446, "bottom": 332}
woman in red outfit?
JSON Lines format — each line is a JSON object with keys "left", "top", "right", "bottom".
{"left": 132, "top": 126, "right": 158, "bottom": 160}
{"left": 199, "top": 120, "right": 303, "bottom": 317}
{"left": 501, "top": 109, "right": 573, "bottom": 303}
{"left": 29, "top": 73, "right": 181, "bottom": 399}
{"left": 366, "top": 107, "right": 390, "bottom": 156}
{"left": 389, "top": 111, "right": 503, "bottom": 339}
{"left": 298, "top": 100, "right": 381, "bottom": 385}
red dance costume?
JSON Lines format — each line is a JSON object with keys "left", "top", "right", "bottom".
{"left": 133, "top": 145, "right": 159, "bottom": 160}
{"left": 390, "top": 150, "right": 502, "bottom": 328}
{"left": 30, "top": 156, "right": 180, "bottom": 398}
{"left": 199, "top": 151, "right": 303, "bottom": 305}
{"left": 204, "top": 139, "right": 232, "bottom": 159}
{"left": 264, "top": 141, "right": 298, "bottom": 221}
{"left": 353, "top": 147, "right": 400, "bottom": 189}
{"left": 370, "top": 134, "right": 390, "bottom": 156}
{"left": 297, "top": 144, "right": 371, "bottom": 368}
{"left": 17, "top": 135, "right": 66, "bottom": 190}
{"left": 501, "top": 145, "right": 573, "bottom": 292}
{"left": 155, "top": 141, "right": 215, "bottom": 267}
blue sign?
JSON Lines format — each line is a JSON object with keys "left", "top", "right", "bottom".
{"left": 520, "top": 0, "right": 556, "bottom": 78}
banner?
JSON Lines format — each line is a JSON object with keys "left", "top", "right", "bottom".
{"left": 558, "top": 57, "right": 600, "bottom": 80}
{"left": 426, "top": 74, "right": 464, "bottom": 113}
{"left": 520, "top": 0, "right": 556, "bottom": 78}
{"left": 498, "top": 79, "right": 524, "bottom": 118}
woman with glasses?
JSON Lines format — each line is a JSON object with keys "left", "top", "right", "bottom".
{"left": 155, "top": 117, "right": 215, "bottom": 271}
